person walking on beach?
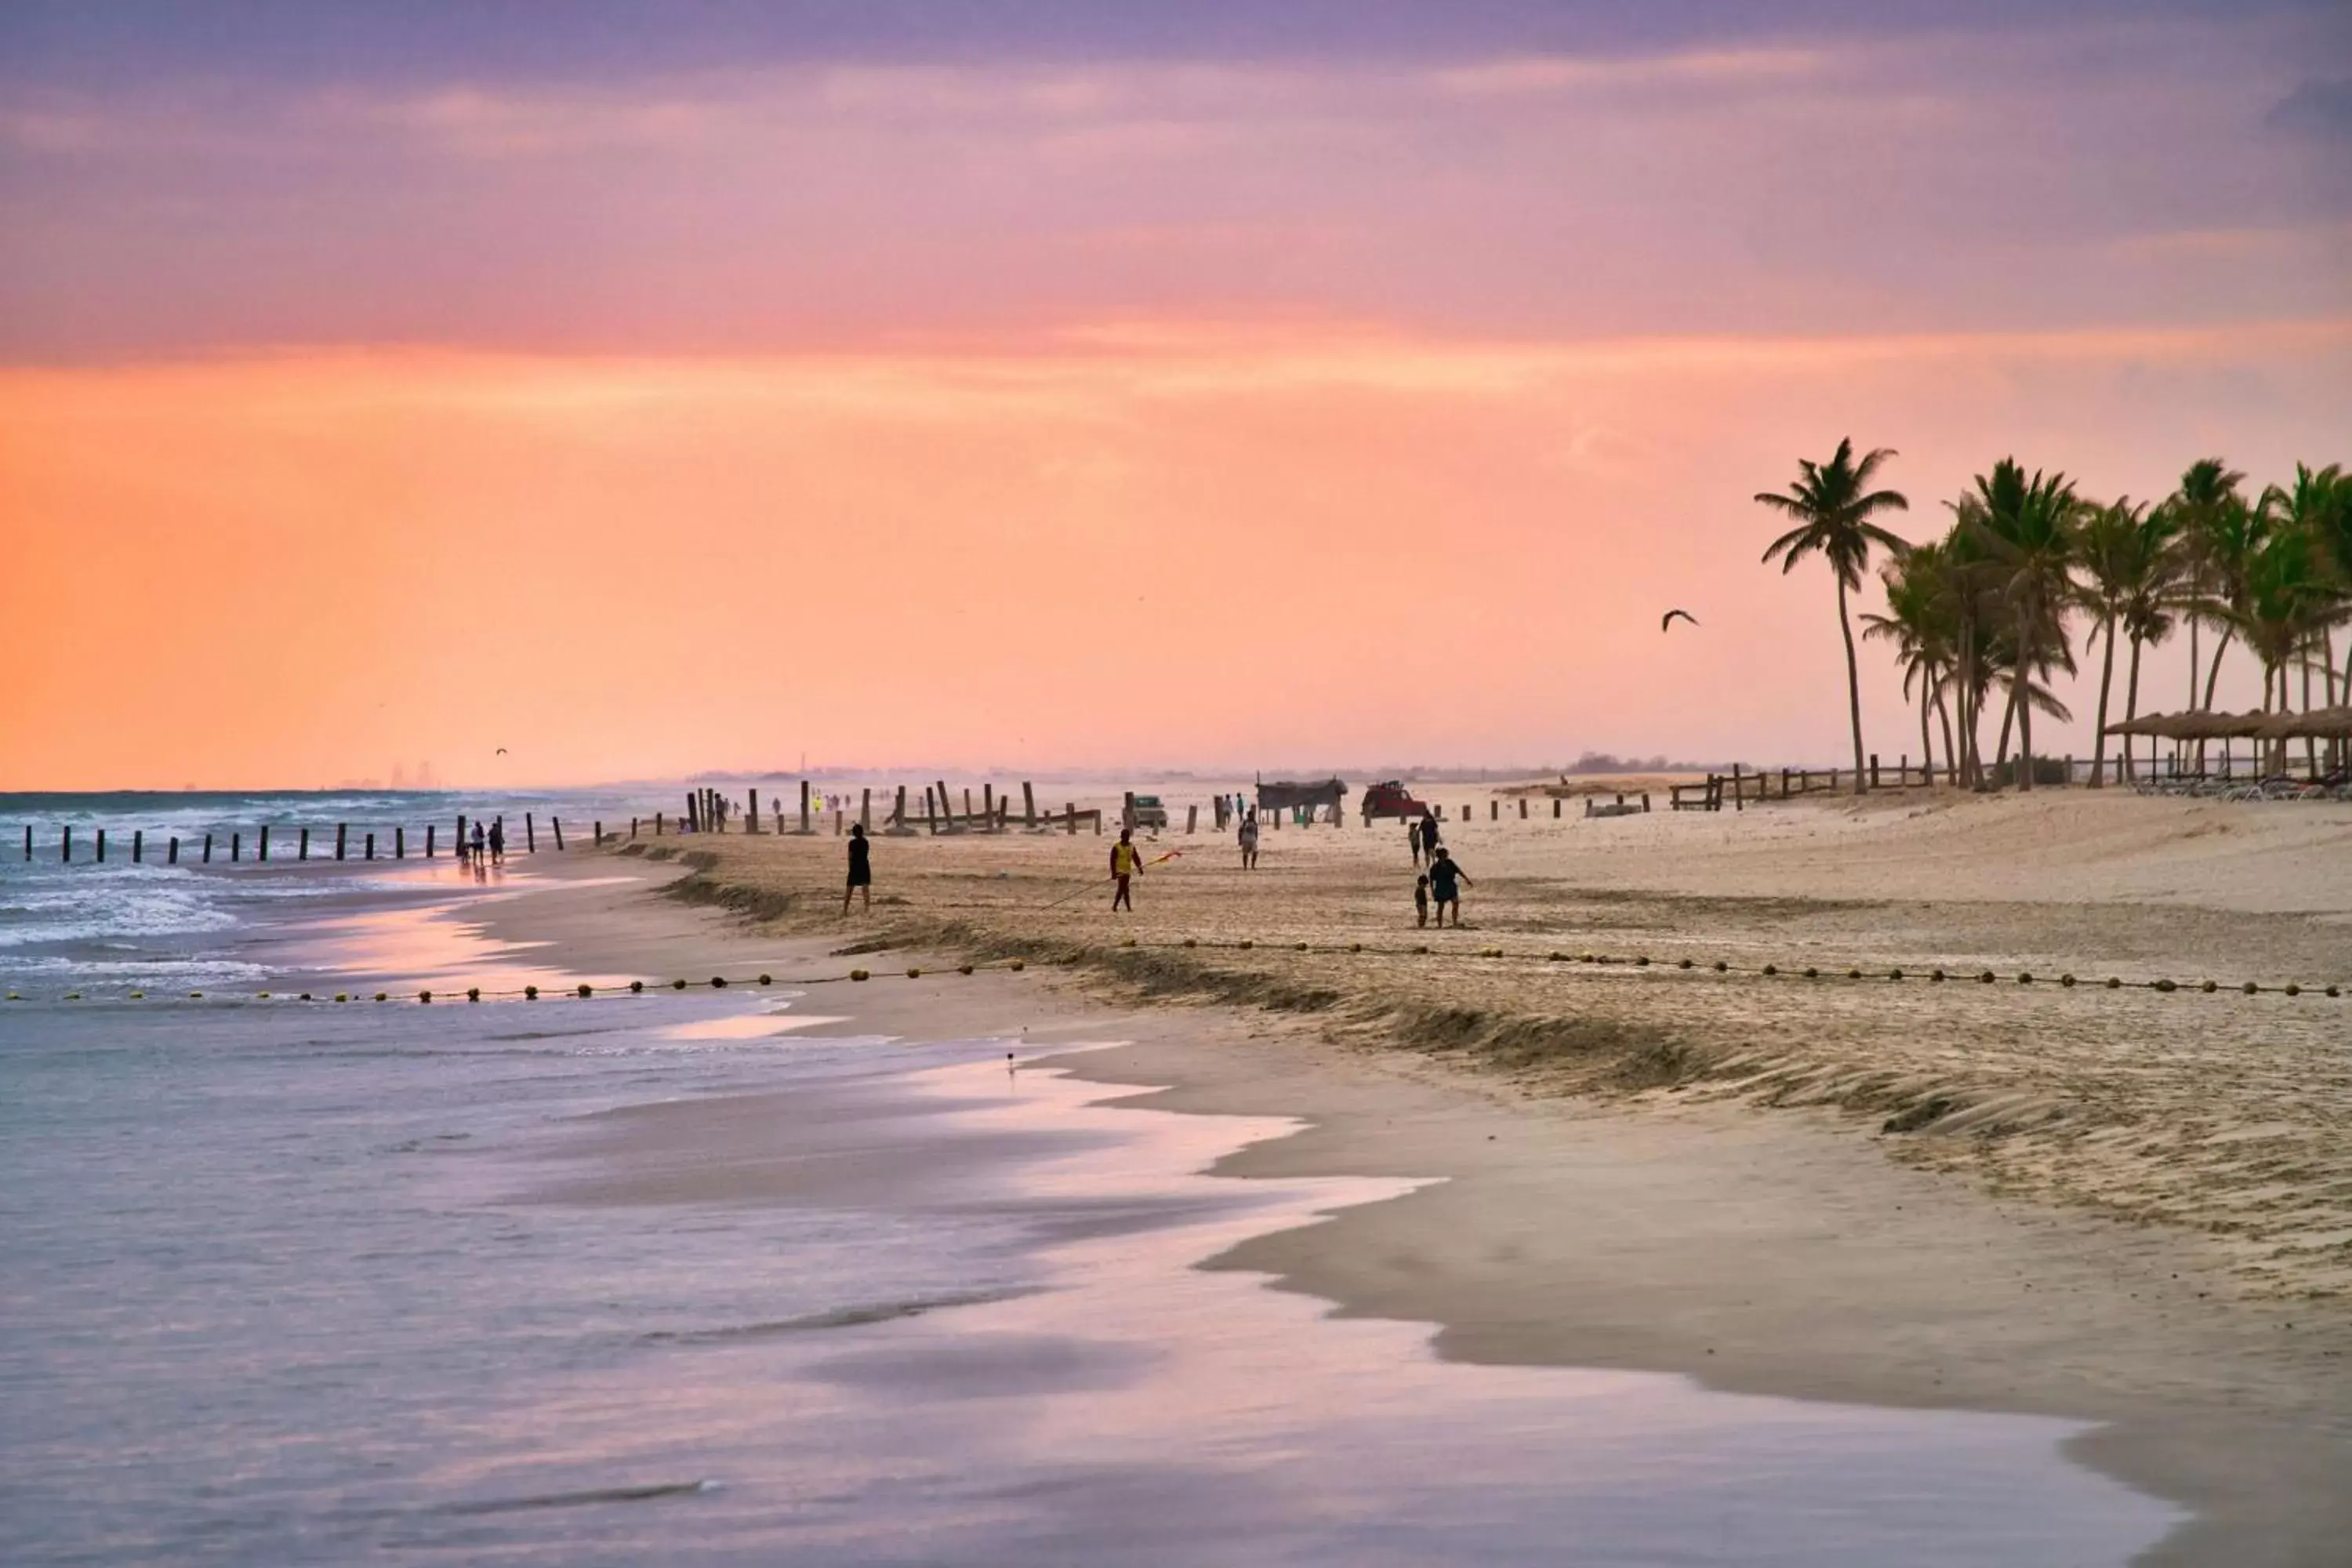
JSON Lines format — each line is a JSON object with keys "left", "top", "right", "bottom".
{"left": 470, "top": 820, "right": 488, "bottom": 862}
{"left": 1111, "top": 829, "right": 1142, "bottom": 911}
{"left": 842, "top": 822, "right": 872, "bottom": 915}
{"left": 1407, "top": 817, "right": 1423, "bottom": 866}
{"left": 1427, "top": 847, "right": 1472, "bottom": 927}
{"left": 1237, "top": 810, "right": 1259, "bottom": 870}
{"left": 1419, "top": 810, "right": 1442, "bottom": 860}
{"left": 1414, "top": 872, "right": 1431, "bottom": 927}
{"left": 487, "top": 818, "right": 505, "bottom": 866}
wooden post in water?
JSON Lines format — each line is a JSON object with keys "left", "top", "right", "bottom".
{"left": 963, "top": 787, "right": 975, "bottom": 826}
{"left": 169, "top": 837, "right": 180, "bottom": 864}
{"left": 396, "top": 826, "right": 405, "bottom": 859}
{"left": 456, "top": 816, "right": 466, "bottom": 856}
{"left": 22, "top": 825, "right": 30, "bottom": 861}
{"left": 61, "top": 826, "right": 71, "bottom": 863}
{"left": 1022, "top": 782, "right": 1036, "bottom": 828}
{"left": 202, "top": 833, "right": 212, "bottom": 863}
{"left": 259, "top": 826, "right": 270, "bottom": 862}
{"left": 426, "top": 825, "right": 435, "bottom": 858}
{"left": 686, "top": 793, "right": 699, "bottom": 833}
{"left": 336, "top": 824, "right": 347, "bottom": 861}
{"left": 96, "top": 828, "right": 107, "bottom": 863}
{"left": 525, "top": 814, "right": 536, "bottom": 853}
{"left": 552, "top": 818, "right": 564, "bottom": 851}
{"left": 592, "top": 821, "right": 601, "bottom": 846}
{"left": 231, "top": 832, "right": 241, "bottom": 862}
{"left": 895, "top": 785, "right": 909, "bottom": 829}
{"left": 1186, "top": 804, "right": 1198, "bottom": 833}
{"left": 134, "top": 829, "right": 144, "bottom": 863}
{"left": 747, "top": 789, "right": 760, "bottom": 834}
{"left": 365, "top": 832, "right": 375, "bottom": 861}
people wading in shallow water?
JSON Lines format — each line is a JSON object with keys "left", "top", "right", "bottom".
{"left": 1427, "top": 846, "right": 1472, "bottom": 927}
{"left": 1237, "top": 809, "right": 1259, "bottom": 870}
{"left": 843, "top": 822, "right": 872, "bottom": 916}
{"left": 1111, "top": 829, "right": 1143, "bottom": 911}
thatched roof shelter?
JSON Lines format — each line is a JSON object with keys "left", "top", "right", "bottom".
{"left": 2103, "top": 710, "right": 2270, "bottom": 740}
{"left": 2252, "top": 706, "right": 2352, "bottom": 740}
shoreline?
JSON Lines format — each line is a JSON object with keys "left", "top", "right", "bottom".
{"left": 467, "top": 850, "right": 2352, "bottom": 1567}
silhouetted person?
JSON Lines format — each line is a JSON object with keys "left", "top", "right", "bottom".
{"left": 1111, "top": 829, "right": 1142, "bottom": 910}
{"left": 470, "top": 821, "right": 488, "bottom": 862}
{"left": 1428, "top": 847, "right": 1472, "bottom": 927}
{"left": 1237, "top": 810, "right": 1259, "bottom": 870}
{"left": 1407, "top": 817, "right": 1423, "bottom": 866}
{"left": 843, "top": 822, "right": 871, "bottom": 915}
{"left": 488, "top": 818, "right": 505, "bottom": 866}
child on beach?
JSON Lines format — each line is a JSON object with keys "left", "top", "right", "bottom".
{"left": 1414, "top": 873, "right": 1430, "bottom": 927}
{"left": 1427, "top": 847, "right": 1471, "bottom": 927}
{"left": 1238, "top": 811, "right": 1259, "bottom": 869}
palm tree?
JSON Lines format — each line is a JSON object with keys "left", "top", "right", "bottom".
{"left": 2074, "top": 499, "right": 2136, "bottom": 787}
{"left": 1756, "top": 439, "right": 1911, "bottom": 794}
{"left": 2260, "top": 463, "right": 2350, "bottom": 701}
{"left": 2234, "top": 525, "right": 2332, "bottom": 774}
{"left": 2172, "top": 457, "right": 2247, "bottom": 716}
{"left": 2256, "top": 465, "right": 2352, "bottom": 775}
{"left": 1862, "top": 540, "right": 1958, "bottom": 783}
{"left": 2073, "top": 498, "right": 2187, "bottom": 786}
{"left": 1961, "top": 459, "right": 2083, "bottom": 790}
{"left": 2112, "top": 502, "right": 2187, "bottom": 781}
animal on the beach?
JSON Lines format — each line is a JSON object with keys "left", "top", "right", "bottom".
{"left": 1255, "top": 777, "right": 1348, "bottom": 824}
{"left": 1661, "top": 609, "right": 1700, "bottom": 632}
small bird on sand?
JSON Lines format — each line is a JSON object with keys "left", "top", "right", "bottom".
{"left": 1661, "top": 609, "right": 1700, "bottom": 632}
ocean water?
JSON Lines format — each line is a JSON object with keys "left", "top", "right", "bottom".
{"left": 0, "top": 794, "right": 2183, "bottom": 1564}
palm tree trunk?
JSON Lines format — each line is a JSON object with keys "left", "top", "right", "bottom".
{"left": 2198, "top": 623, "right": 2238, "bottom": 774}
{"left": 2303, "top": 650, "right": 2318, "bottom": 779}
{"left": 1837, "top": 575, "right": 1866, "bottom": 794}
{"left": 1995, "top": 681, "right": 2018, "bottom": 779}
{"left": 1918, "top": 682, "right": 1935, "bottom": 784}
{"left": 2089, "top": 612, "right": 2117, "bottom": 787}
{"left": 2122, "top": 633, "right": 2144, "bottom": 782}
{"left": 1935, "top": 682, "right": 1958, "bottom": 786}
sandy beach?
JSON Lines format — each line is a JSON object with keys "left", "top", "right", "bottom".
{"left": 459, "top": 787, "right": 2352, "bottom": 1566}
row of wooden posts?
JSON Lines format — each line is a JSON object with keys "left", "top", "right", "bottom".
{"left": 654, "top": 781, "right": 1121, "bottom": 839}
{"left": 1667, "top": 748, "right": 2258, "bottom": 812}
{"left": 22, "top": 813, "right": 604, "bottom": 866}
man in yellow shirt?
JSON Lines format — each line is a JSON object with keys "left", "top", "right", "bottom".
{"left": 1110, "top": 829, "right": 1143, "bottom": 911}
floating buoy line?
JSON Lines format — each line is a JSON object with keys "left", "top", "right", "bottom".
{"left": 2, "top": 938, "right": 2339, "bottom": 1004}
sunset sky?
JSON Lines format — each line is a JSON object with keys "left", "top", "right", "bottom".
{"left": 4, "top": 2, "right": 2347, "bottom": 787}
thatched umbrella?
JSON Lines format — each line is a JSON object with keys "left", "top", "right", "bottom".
{"left": 2103, "top": 710, "right": 2265, "bottom": 741}
{"left": 2253, "top": 706, "right": 2352, "bottom": 740}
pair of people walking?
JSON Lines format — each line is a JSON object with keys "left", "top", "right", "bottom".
{"left": 1406, "top": 813, "right": 1469, "bottom": 926}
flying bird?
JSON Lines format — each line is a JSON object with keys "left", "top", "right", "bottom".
{"left": 495, "top": 747, "right": 509, "bottom": 756}
{"left": 1661, "top": 609, "right": 1700, "bottom": 632}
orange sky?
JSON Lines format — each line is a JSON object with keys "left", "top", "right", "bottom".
{"left": 6, "top": 321, "right": 2347, "bottom": 788}
{"left": 4, "top": 6, "right": 2347, "bottom": 787}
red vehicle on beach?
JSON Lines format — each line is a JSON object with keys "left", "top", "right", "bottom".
{"left": 1359, "top": 780, "right": 1428, "bottom": 823}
